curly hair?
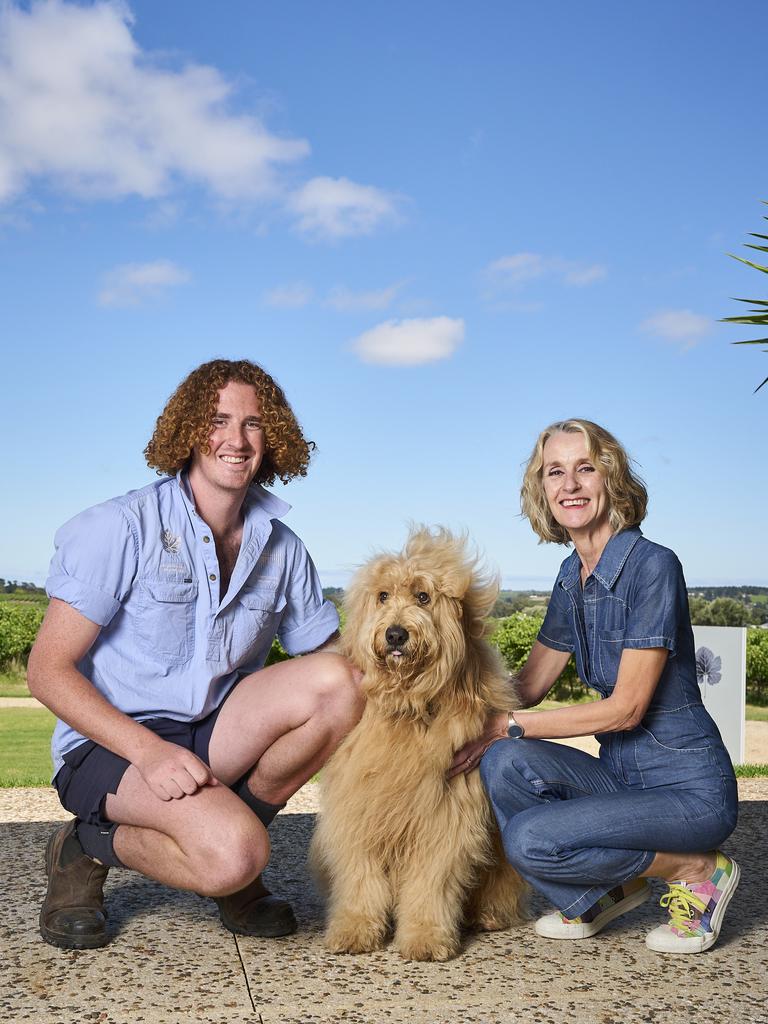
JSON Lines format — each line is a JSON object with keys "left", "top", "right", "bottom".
{"left": 144, "top": 359, "right": 315, "bottom": 487}
{"left": 520, "top": 419, "right": 648, "bottom": 545}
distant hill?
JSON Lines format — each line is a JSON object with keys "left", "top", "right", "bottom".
{"left": 323, "top": 585, "right": 768, "bottom": 624}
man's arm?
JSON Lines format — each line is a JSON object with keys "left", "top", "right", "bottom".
{"left": 309, "top": 629, "right": 342, "bottom": 654}
{"left": 28, "top": 599, "right": 217, "bottom": 801}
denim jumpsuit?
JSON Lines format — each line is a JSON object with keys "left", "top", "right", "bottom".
{"left": 480, "top": 528, "right": 738, "bottom": 918}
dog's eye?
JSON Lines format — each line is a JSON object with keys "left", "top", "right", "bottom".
{"left": 378, "top": 591, "right": 389, "bottom": 603}
{"left": 416, "top": 592, "right": 430, "bottom": 605}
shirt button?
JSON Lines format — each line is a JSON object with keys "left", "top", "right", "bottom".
{"left": 209, "top": 573, "right": 217, "bottom": 581}
{"left": 202, "top": 535, "right": 211, "bottom": 543}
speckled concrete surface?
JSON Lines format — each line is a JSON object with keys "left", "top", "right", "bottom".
{"left": 2, "top": 782, "right": 767, "bottom": 1024}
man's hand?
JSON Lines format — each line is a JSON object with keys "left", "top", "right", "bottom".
{"left": 135, "top": 740, "right": 219, "bottom": 801}
{"left": 448, "top": 711, "right": 509, "bottom": 779}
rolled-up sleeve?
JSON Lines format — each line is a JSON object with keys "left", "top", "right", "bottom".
{"left": 621, "top": 549, "right": 683, "bottom": 655}
{"left": 537, "top": 583, "right": 575, "bottom": 653}
{"left": 278, "top": 540, "right": 340, "bottom": 655}
{"left": 46, "top": 502, "right": 138, "bottom": 627}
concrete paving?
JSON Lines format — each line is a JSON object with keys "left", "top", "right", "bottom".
{"left": 2, "top": 782, "right": 767, "bottom": 1024}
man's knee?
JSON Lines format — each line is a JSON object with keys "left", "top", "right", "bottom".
{"left": 191, "top": 817, "right": 270, "bottom": 897}
{"left": 312, "top": 653, "right": 365, "bottom": 730}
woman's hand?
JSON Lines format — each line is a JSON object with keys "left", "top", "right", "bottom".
{"left": 448, "top": 711, "right": 509, "bottom": 778}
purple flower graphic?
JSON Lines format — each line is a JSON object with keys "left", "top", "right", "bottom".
{"left": 695, "top": 646, "right": 722, "bottom": 687}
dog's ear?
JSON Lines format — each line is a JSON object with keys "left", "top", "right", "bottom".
{"left": 463, "top": 571, "right": 501, "bottom": 632}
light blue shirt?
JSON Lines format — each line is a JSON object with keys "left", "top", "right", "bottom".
{"left": 46, "top": 473, "right": 339, "bottom": 775}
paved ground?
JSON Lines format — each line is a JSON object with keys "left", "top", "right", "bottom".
{"left": 2, "top": 780, "right": 767, "bottom": 1024}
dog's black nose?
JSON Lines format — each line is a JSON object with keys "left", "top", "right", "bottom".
{"left": 385, "top": 624, "right": 409, "bottom": 648}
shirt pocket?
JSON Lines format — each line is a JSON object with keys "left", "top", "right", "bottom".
{"left": 135, "top": 580, "right": 197, "bottom": 666}
{"left": 236, "top": 586, "right": 287, "bottom": 653}
{"left": 596, "top": 628, "right": 625, "bottom": 688}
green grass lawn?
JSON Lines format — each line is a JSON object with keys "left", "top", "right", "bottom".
{"left": 0, "top": 661, "right": 31, "bottom": 698}
{"left": 0, "top": 707, "right": 55, "bottom": 786}
{"left": 0, "top": 692, "right": 767, "bottom": 788}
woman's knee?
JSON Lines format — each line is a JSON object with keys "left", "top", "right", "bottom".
{"left": 500, "top": 816, "right": 556, "bottom": 875}
{"left": 479, "top": 737, "right": 536, "bottom": 800}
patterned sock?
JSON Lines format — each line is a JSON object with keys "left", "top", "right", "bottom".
{"left": 564, "top": 878, "right": 647, "bottom": 924}
{"left": 660, "top": 851, "right": 735, "bottom": 938}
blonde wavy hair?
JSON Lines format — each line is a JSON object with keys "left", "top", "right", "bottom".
{"left": 521, "top": 419, "right": 647, "bottom": 544}
{"left": 144, "top": 359, "right": 315, "bottom": 486}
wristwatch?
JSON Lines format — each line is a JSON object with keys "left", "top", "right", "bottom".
{"left": 506, "top": 712, "right": 525, "bottom": 739}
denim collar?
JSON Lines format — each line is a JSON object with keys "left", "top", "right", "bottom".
{"left": 558, "top": 527, "right": 643, "bottom": 591}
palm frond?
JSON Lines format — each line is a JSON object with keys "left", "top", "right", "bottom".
{"left": 727, "top": 253, "right": 768, "bottom": 274}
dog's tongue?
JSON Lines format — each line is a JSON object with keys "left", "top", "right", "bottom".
{"left": 391, "top": 650, "right": 403, "bottom": 658}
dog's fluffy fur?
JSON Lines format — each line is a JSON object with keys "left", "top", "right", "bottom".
{"left": 311, "top": 527, "right": 527, "bottom": 961}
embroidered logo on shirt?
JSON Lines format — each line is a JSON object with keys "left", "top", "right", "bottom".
{"left": 161, "top": 529, "right": 181, "bottom": 554}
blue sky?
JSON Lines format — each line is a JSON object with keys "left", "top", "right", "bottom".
{"left": 2, "top": 0, "right": 767, "bottom": 589}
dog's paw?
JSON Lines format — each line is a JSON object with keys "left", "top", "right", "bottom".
{"left": 395, "top": 933, "right": 459, "bottom": 962}
{"left": 325, "top": 920, "right": 385, "bottom": 955}
{"left": 472, "top": 910, "right": 513, "bottom": 932}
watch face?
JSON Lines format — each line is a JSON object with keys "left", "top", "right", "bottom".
{"left": 507, "top": 723, "right": 524, "bottom": 739}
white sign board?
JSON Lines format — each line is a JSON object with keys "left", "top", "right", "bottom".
{"left": 691, "top": 626, "right": 746, "bottom": 765}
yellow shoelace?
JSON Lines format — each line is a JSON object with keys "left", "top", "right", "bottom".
{"left": 659, "top": 884, "right": 708, "bottom": 931}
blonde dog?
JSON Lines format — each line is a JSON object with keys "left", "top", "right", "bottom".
{"left": 310, "top": 527, "right": 527, "bottom": 961}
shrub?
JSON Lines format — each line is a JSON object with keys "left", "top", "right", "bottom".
{"left": 747, "top": 628, "right": 768, "bottom": 705}
{"left": 489, "top": 612, "right": 588, "bottom": 701}
{"left": 0, "top": 604, "right": 45, "bottom": 667}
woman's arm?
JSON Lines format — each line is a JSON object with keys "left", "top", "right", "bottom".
{"left": 513, "top": 647, "right": 668, "bottom": 738}
{"left": 516, "top": 641, "right": 572, "bottom": 707}
{"left": 448, "top": 640, "right": 569, "bottom": 776}
{"left": 449, "top": 646, "right": 668, "bottom": 776}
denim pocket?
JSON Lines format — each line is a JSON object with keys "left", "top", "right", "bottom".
{"left": 135, "top": 580, "right": 197, "bottom": 665}
{"left": 597, "top": 629, "right": 624, "bottom": 687}
{"left": 632, "top": 724, "right": 718, "bottom": 788}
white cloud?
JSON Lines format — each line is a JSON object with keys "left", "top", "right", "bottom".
{"left": 486, "top": 252, "right": 547, "bottom": 287}
{"left": 263, "top": 282, "right": 314, "bottom": 308}
{"left": 351, "top": 317, "right": 464, "bottom": 366}
{"left": 639, "top": 309, "right": 713, "bottom": 350}
{"left": 325, "top": 281, "right": 404, "bottom": 312}
{"left": 562, "top": 263, "right": 607, "bottom": 286}
{"left": 290, "top": 176, "right": 399, "bottom": 240}
{"left": 0, "top": 1, "right": 308, "bottom": 204}
{"left": 0, "top": 2, "right": 401, "bottom": 241}
{"left": 484, "top": 252, "right": 607, "bottom": 294}
{"left": 98, "top": 259, "right": 190, "bottom": 307}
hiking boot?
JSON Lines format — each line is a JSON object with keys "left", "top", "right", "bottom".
{"left": 215, "top": 875, "right": 297, "bottom": 937}
{"left": 535, "top": 878, "right": 650, "bottom": 939}
{"left": 40, "top": 820, "right": 110, "bottom": 949}
{"left": 645, "top": 851, "right": 740, "bottom": 954}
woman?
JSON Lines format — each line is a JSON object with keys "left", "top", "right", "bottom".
{"left": 455, "top": 419, "right": 739, "bottom": 954}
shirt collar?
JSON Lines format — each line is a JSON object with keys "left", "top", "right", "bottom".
{"left": 558, "top": 527, "right": 643, "bottom": 591}
{"left": 175, "top": 471, "right": 291, "bottom": 525}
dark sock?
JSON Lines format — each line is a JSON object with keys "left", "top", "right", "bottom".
{"left": 76, "top": 821, "right": 125, "bottom": 868}
{"left": 234, "top": 779, "right": 285, "bottom": 828}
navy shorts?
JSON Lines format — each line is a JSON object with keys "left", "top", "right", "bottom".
{"left": 53, "top": 699, "right": 230, "bottom": 830}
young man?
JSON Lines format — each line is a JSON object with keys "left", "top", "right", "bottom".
{"left": 29, "top": 358, "right": 362, "bottom": 949}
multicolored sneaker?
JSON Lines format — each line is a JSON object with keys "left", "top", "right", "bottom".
{"left": 645, "top": 851, "right": 740, "bottom": 954}
{"left": 535, "top": 878, "right": 650, "bottom": 939}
